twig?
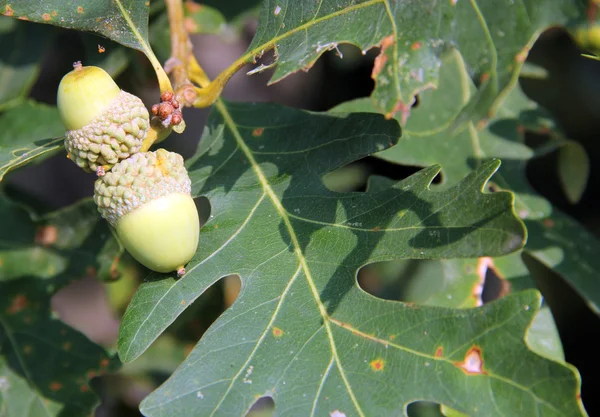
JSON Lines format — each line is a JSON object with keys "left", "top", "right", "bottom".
{"left": 165, "top": 0, "right": 197, "bottom": 106}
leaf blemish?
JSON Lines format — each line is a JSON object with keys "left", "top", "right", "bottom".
{"left": 372, "top": 35, "right": 394, "bottom": 79}
{"left": 42, "top": 12, "right": 51, "bottom": 21}
{"left": 272, "top": 326, "right": 284, "bottom": 337}
{"left": 51, "top": 10, "right": 57, "bottom": 16}
{"left": 3, "top": 5, "right": 13, "bottom": 16}
{"left": 243, "top": 365, "right": 254, "bottom": 384}
{"left": 49, "top": 381, "right": 62, "bottom": 391}
{"left": 330, "top": 411, "right": 347, "bottom": 417}
{"left": 253, "top": 127, "right": 264, "bottom": 136}
{"left": 455, "top": 346, "right": 486, "bottom": 375}
{"left": 274, "top": 5, "right": 282, "bottom": 16}
{"left": 35, "top": 225, "right": 58, "bottom": 246}
{"left": 369, "top": 358, "right": 385, "bottom": 371}
{"left": 435, "top": 346, "right": 443, "bottom": 357}
{"left": 6, "top": 294, "right": 28, "bottom": 314}
{"left": 77, "top": 6, "right": 84, "bottom": 14}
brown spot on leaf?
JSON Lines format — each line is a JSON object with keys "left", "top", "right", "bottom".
{"left": 185, "top": 16, "right": 199, "bottom": 33}
{"left": 87, "top": 370, "right": 96, "bottom": 379}
{"left": 389, "top": 100, "right": 412, "bottom": 124}
{"left": 185, "top": 0, "right": 202, "bottom": 12}
{"left": 480, "top": 72, "right": 490, "bottom": 84}
{"left": 3, "top": 5, "right": 14, "bottom": 16}
{"left": 389, "top": 335, "right": 396, "bottom": 340}
{"left": 17, "top": 15, "right": 29, "bottom": 20}
{"left": 372, "top": 35, "right": 394, "bottom": 79}
{"left": 98, "top": 45, "right": 105, "bottom": 53}
{"left": 476, "top": 118, "right": 489, "bottom": 130}
{"left": 253, "top": 127, "right": 264, "bottom": 137}
{"left": 272, "top": 326, "right": 283, "bottom": 337}
{"left": 80, "top": 384, "right": 89, "bottom": 392}
{"left": 51, "top": 10, "right": 57, "bottom": 16}
{"left": 35, "top": 225, "right": 58, "bottom": 246}
{"left": 411, "top": 41, "right": 422, "bottom": 51}
{"left": 515, "top": 47, "right": 529, "bottom": 63}
{"left": 7, "top": 294, "right": 28, "bottom": 314}
{"left": 435, "top": 346, "right": 443, "bottom": 358}
{"left": 24, "top": 345, "right": 32, "bottom": 354}
{"left": 455, "top": 346, "right": 486, "bottom": 375}
{"left": 42, "top": 13, "right": 51, "bottom": 21}
{"left": 543, "top": 218, "right": 555, "bottom": 228}
{"left": 49, "top": 382, "right": 62, "bottom": 391}
{"left": 63, "top": 342, "right": 72, "bottom": 351}
{"left": 100, "top": 358, "right": 109, "bottom": 368}
{"left": 370, "top": 358, "right": 385, "bottom": 371}
{"left": 77, "top": 6, "right": 84, "bottom": 14}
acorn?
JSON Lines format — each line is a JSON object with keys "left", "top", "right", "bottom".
{"left": 94, "top": 149, "right": 199, "bottom": 274}
{"left": 57, "top": 63, "right": 150, "bottom": 173}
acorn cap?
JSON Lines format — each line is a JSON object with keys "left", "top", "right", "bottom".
{"left": 94, "top": 149, "right": 191, "bottom": 226}
{"left": 94, "top": 149, "right": 199, "bottom": 273}
{"left": 58, "top": 65, "right": 150, "bottom": 173}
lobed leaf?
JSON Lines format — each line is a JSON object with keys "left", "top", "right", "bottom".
{"left": 335, "top": 49, "right": 600, "bottom": 315}
{"left": 0, "top": 0, "right": 151, "bottom": 53}
{"left": 242, "top": 0, "right": 585, "bottom": 124}
{"left": 115, "top": 102, "right": 588, "bottom": 416}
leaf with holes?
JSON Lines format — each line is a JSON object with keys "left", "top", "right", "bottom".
{"left": 0, "top": 101, "right": 65, "bottom": 182}
{"left": 0, "top": 0, "right": 151, "bottom": 53}
{"left": 0, "top": 196, "right": 122, "bottom": 416}
{"left": 364, "top": 176, "right": 564, "bottom": 363}
{"left": 335, "top": 48, "right": 600, "bottom": 317}
{"left": 116, "top": 102, "right": 586, "bottom": 416}
{"left": 240, "top": 0, "right": 587, "bottom": 124}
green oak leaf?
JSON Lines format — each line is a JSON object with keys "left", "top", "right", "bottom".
{"left": 364, "top": 177, "right": 564, "bottom": 363}
{"left": 557, "top": 140, "right": 590, "bottom": 204}
{"left": 0, "top": 0, "right": 151, "bottom": 54}
{"left": 0, "top": 17, "right": 54, "bottom": 109}
{"left": 0, "top": 196, "right": 122, "bottom": 417}
{"left": 335, "top": 48, "right": 600, "bottom": 316}
{"left": 0, "top": 101, "right": 65, "bottom": 182}
{"left": 241, "top": 0, "right": 585, "bottom": 124}
{"left": 114, "top": 102, "right": 587, "bottom": 416}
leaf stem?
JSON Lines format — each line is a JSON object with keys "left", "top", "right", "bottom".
{"left": 114, "top": 0, "right": 172, "bottom": 93}
{"left": 165, "top": 0, "right": 198, "bottom": 106}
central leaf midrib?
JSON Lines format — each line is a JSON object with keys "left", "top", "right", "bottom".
{"left": 214, "top": 99, "right": 365, "bottom": 416}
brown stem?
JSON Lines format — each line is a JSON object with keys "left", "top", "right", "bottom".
{"left": 165, "top": 0, "right": 197, "bottom": 106}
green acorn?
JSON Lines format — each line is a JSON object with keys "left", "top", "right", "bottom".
{"left": 94, "top": 149, "right": 199, "bottom": 274}
{"left": 57, "top": 63, "right": 150, "bottom": 173}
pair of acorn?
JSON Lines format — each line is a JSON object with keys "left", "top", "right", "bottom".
{"left": 57, "top": 64, "right": 199, "bottom": 275}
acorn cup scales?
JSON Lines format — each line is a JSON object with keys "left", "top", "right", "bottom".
{"left": 57, "top": 64, "right": 150, "bottom": 173}
{"left": 94, "top": 149, "right": 200, "bottom": 274}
